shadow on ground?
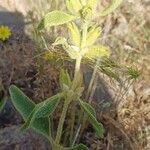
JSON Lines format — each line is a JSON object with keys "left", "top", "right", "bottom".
{"left": 0, "top": 9, "right": 51, "bottom": 150}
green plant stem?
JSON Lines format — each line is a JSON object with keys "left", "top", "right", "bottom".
{"left": 78, "top": 60, "right": 99, "bottom": 140}
{"left": 69, "top": 102, "right": 76, "bottom": 146}
{"left": 71, "top": 21, "right": 89, "bottom": 145}
{"left": 55, "top": 98, "right": 70, "bottom": 144}
{"left": 81, "top": 21, "right": 88, "bottom": 49}
{"left": 75, "top": 56, "right": 82, "bottom": 78}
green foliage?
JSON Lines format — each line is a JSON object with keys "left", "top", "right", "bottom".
{"left": 85, "top": 45, "right": 110, "bottom": 59}
{"left": 53, "top": 37, "right": 80, "bottom": 60}
{"left": 86, "top": 25, "right": 102, "bottom": 47}
{"left": 9, "top": 85, "right": 50, "bottom": 138}
{"left": 67, "top": 22, "right": 81, "bottom": 47}
{"left": 9, "top": 0, "right": 125, "bottom": 149}
{"left": 30, "top": 116, "right": 50, "bottom": 138}
{"left": 79, "top": 100, "right": 104, "bottom": 138}
{"left": 0, "top": 98, "right": 6, "bottom": 112}
{"left": 87, "top": 0, "right": 97, "bottom": 11}
{"left": 66, "top": 0, "right": 82, "bottom": 14}
{"left": 60, "top": 69, "right": 72, "bottom": 91}
{"left": 9, "top": 85, "right": 35, "bottom": 120}
{"left": 21, "top": 94, "right": 60, "bottom": 132}
{"left": 38, "top": 10, "right": 76, "bottom": 31}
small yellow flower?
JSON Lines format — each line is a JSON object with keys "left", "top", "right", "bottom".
{"left": 0, "top": 25, "right": 11, "bottom": 41}
{"left": 43, "top": 52, "right": 54, "bottom": 60}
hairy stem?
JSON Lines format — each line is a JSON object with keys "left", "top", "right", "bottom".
{"left": 55, "top": 98, "right": 70, "bottom": 144}
{"left": 69, "top": 102, "right": 76, "bottom": 146}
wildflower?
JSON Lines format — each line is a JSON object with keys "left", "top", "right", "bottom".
{"left": 43, "top": 52, "right": 54, "bottom": 60}
{"left": 0, "top": 25, "right": 11, "bottom": 41}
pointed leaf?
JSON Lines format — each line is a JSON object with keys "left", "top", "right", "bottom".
{"left": 79, "top": 100, "right": 105, "bottom": 138}
{"left": 60, "top": 69, "right": 72, "bottom": 90}
{"left": 66, "top": 46, "right": 80, "bottom": 59}
{"left": 21, "top": 94, "right": 60, "bottom": 131}
{"left": 86, "top": 25, "right": 102, "bottom": 47}
{"left": 0, "top": 98, "right": 6, "bottom": 112}
{"left": 9, "top": 85, "right": 35, "bottom": 120}
{"left": 32, "top": 117, "right": 50, "bottom": 138}
{"left": 100, "top": 0, "right": 123, "bottom": 16}
{"left": 85, "top": 45, "right": 110, "bottom": 59}
{"left": 38, "top": 10, "right": 76, "bottom": 31}
{"left": 67, "top": 22, "right": 81, "bottom": 47}
{"left": 63, "top": 144, "right": 88, "bottom": 150}
{"left": 65, "top": 0, "right": 82, "bottom": 13}
{"left": 9, "top": 85, "right": 50, "bottom": 138}
{"left": 87, "top": 0, "right": 97, "bottom": 11}
{"left": 35, "top": 94, "right": 61, "bottom": 118}
{"left": 80, "top": 0, "right": 87, "bottom": 6}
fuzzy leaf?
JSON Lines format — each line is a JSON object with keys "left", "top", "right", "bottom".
{"left": 79, "top": 100, "right": 104, "bottom": 138}
{"left": 87, "top": 0, "right": 97, "bottom": 11}
{"left": 32, "top": 117, "right": 50, "bottom": 138}
{"left": 86, "top": 25, "right": 102, "bottom": 47}
{"left": 34, "top": 94, "right": 61, "bottom": 118}
{"left": 66, "top": 0, "right": 82, "bottom": 13}
{"left": 9, "top": 85, "right": 50, "bottom": 138}
{"left": 63, "top": 144, "right": 88, "bottom": 150}
{"left": 60, "top": 69, "right": 72, "bottom": 90}
{"left": 9, "top": 85, "right": 35, "bottom": 120}
{"left": 52, "top": 37, "right": 80, "bottom": 60}
{"left": 67, "top": 22, "right": 81, "bottom": 47}
{"left": 72, "top": 71, "right": 83, "bottom": 90}
{"left": 80, "top": 0, "right": 87, "bottom": 6}
{"left": 0, "top": 98, "right": 6, "bottom": 112}
{"left": 66, "top": 46, "right": 81, "bottom": 60}
{"left": 38, "top": 10, "right": 76, "bottom": 31}
{"left": 100, "top": 0, "right": 123, "bottom": 16}
{"left": 21, "top": 94, "right": 61, "bottom": 131}
{"left": 85, "top": 45, "right": 110, "bottom": 59}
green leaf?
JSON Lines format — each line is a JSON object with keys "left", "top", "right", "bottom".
{"left": 66, "top": 0, "right": 82, "bottom": 14}
{"left": 34, "top": 94, "right": 61, "bottom": 118}
{"left": 9, "top": 85, "right": 35, "bottom": 120}
{"left": 60, "top": 69, "right": 72, "bottom": 90}
{"left": 80, "top": 0, "right": 87, "bottom": 6}
{"left": 72, "top": 71, "right": 83, "bottom": 90}
{"left": 38, "top": 10, "right": 76, "bottom": 31}
{"left": 21, "top": 94, "right": 60, "bottom": 131}
{"left": 0, "top": 98, "right": 6, "bottom": 112}
{"left": 79, "top": 100, "right": 105, "bottom": 138}
{"left": 63, "top": 144, "right": 88, "bottom": 150}
{"left": 87, "top": 0, "right": 97, "bottom": 11}
{"left": 67, "top": 22, "right": 81, "bottom": 47}
{"left": 100, "top": 0, "right": 123, "bottom": 16}
{"left": 52, "top": 37, "right": 80, "bottom": 60}
{"left": 86, "top": 25, "right": 102, "bottom": 47}
{"left": 31, "top": 117, "right": 50, "bottom": 138}
{"left": 85, "top": 45, "right": 110, "bottom": 59}
{"left": 66, "top": 46, "right": 81, "bottom": 59}
{"left": 9, "top": 85, "right": 50, "bottom": 138}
